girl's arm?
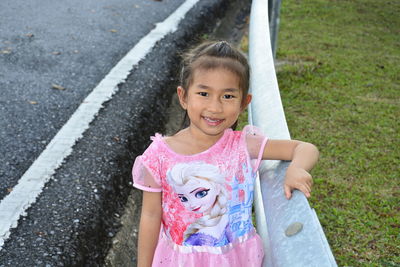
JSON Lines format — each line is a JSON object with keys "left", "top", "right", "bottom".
{"left": 262, "top": 140, "right": 319, "bottom": 199}
{"left": 137, "top": 191, "right": 162, "bottom": 267}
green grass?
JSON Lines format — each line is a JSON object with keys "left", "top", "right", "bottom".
{"left": 275, "top": 0, "right": 399, "bottom": 265}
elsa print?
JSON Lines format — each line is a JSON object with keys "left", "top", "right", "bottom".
{"left": 167, "top": 162, "right": 232, "bottom": 247}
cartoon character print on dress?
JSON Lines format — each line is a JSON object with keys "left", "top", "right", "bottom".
{"left": 166, "top": 160, "right": 256, "bottom": 247}
{"left": 167, "top": 162, "right": 232, "bottom": 247}
{"left": 228, "top": 162, "right": 255, "bottom": 240}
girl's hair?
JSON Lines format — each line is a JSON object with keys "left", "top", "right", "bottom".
{"left": 179, "top": 40, "right": 250, "bottom": 129}
{"left": 167, "top": 162, "right": 228, "bottom": 240}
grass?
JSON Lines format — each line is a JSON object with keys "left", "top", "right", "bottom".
{"left": 272, "top": 0, "right": 399, "bottom": 265}
{"left": 238, "top": 0, "right": 399, "bottom": 265}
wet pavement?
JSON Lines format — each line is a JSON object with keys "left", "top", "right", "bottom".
{"left": 0, "top": 0, "right": 186, "bottom": 203}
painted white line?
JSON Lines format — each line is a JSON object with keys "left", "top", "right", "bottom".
{"left": 0, "top": 0, "right": 200, "bottom": 250}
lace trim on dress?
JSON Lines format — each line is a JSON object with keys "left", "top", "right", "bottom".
{"left": 160, "top": 228, "right": 257, "bottom": 255}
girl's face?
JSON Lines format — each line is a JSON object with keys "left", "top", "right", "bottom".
{"left": 174, "top": 177, "right": 220, "bottom": 214}
{"left": 177, "top": 67, "right": 251, "bottom": 141}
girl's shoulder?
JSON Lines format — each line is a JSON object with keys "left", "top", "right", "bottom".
{"left": 235, "top": 125, "right": 265, "bottom": 137}
{"left": 141, "top": 130, "right": 199, "bottom": 157}
{"left": 142, "top": 133, "right": 165, "bottom": 152}
{"left": 137, "top": 133, "right": 171, "bottom": 163}
{"left": 161, "top": 130, "right": 196, "bottom": 156}
{"left": 162, "top": 132, "right": 187, "bottom": 154}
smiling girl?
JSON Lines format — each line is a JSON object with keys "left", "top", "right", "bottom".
{"left": 132, "top": 41, "right": 319, "bottom": 266}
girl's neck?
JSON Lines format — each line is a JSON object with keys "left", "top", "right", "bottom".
{"left": 165, "top": 127, "right": 227, "bottom": 155}
{"left": 187, "top": 126, "right": 225, "bottom": 147}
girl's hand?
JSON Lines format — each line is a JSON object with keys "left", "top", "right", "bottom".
{"left": 284, "top": 166, "right": 313, "bottom": 199}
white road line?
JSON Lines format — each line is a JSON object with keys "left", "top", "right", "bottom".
{"left": 0, "top": 0, "right": 200, "bottom": 250}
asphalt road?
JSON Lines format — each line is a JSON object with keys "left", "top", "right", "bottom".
{"left": 0, "top": 0, "right": 250, "bottom": 265}
{"left": 0, "top": 0, "right": 186, "bottom": 202}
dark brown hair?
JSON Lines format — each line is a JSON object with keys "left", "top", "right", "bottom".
{"left": 178, "top": 41, "right": 250, "bottom": 129}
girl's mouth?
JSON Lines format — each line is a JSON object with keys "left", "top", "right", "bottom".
{"left": 203, "top": 116, "right": 224, "bottom": 126}
{"left": 192, "top": 207, "right": 201, "bottom": 212}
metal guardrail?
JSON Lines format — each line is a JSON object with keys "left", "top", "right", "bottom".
{"left": 268, "top": 0, "right": 281, "bottom": 59}
{"left": 248, "top": 0, "right": 337, "bottom": 266}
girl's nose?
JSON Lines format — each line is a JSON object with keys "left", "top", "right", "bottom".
{"left": 207, "top": 98, "right": 223, "bottom": 113}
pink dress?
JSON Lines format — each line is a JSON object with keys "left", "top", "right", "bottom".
{"left": 132, "top": 125, "right": 268, "bottom": 267}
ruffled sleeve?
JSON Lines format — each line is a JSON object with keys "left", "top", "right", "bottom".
{"left": 242, "top": 125, "right": 268, "bottom": 171}
{"left": 131, "top": 135, "right": 163, "bottom": 192}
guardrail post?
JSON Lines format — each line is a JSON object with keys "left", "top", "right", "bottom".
{"left": 268, "top": 0, "right": 282, "bottom": 59}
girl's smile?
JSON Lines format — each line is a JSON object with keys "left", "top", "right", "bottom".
{"left": 203, "top": 116, "right": 224, "bottom": 126}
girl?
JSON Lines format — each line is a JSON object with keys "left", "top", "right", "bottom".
{"left": 132, "top": 41, "right": 319, "bottom": 267}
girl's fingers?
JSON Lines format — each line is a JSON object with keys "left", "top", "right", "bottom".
{"left": 300, "top": 184, "right": 311, "bottom": 198}
{"left": 304, "top": 183, "right": 312, "bottom": 193}
{"left": 284, "top": 184, "right": 292, "bottom": 200}
{"left": 284, "top": 178, "right": 313, "bottom": 199}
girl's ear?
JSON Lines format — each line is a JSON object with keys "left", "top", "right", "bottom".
{"left": 177, "top": 86, "right": 187, "bottom": 110}
{"left": 241, "top": 94, "right": 252, "bottom": 111}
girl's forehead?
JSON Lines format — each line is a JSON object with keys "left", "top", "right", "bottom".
{"left": 193, "top": 67, "right": 239, "bottom": 81}
{"left": 190, "top": 68, "right": 241, "bottom": 90}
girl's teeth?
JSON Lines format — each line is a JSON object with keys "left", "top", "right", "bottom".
{"left": 204, "top": 117, "right": 220, "bottom": 122}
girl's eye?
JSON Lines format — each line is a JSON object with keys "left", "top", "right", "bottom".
{"left": 198, "top": 92, "right": 208, "bottom": 97}
{"left": 179, "top": 196, "right": 188, "bottom": 202}
{"left": 223, "top": 94, "right": 235, "bottom": 99}
{"left": 195, "top": 189, "right": 210, "bottom": 199}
